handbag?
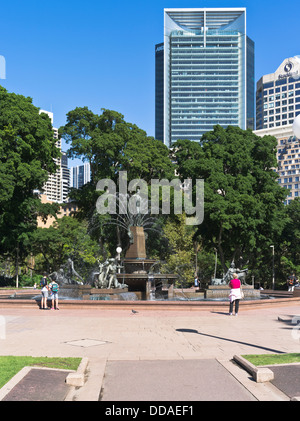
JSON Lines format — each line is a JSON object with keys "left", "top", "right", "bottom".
{"left": 240, "top": 285, "right": 245, "bottom": 299}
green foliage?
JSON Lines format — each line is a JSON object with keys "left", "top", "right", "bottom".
{"left": 0, "top": 86, "right": 60, "bottom": 256}
{"left": 29, "top": 216, "right": 101, "bottom": 281}
{"left": 161, "top": 214, "right": 196, "bottom": 287}
{"left": 174, "top": 125, "right": 289, "bottom": 281}
{"left": 59, "top": 108, "right": 175, "bottom": 221}
{"left": 18, "top": 274, "right": 42, "bottom": 287}
{"left": 1, "top": 87, "right": 298, "bottom": 288}
{"left": 242, "top": 353, "right": 300, "bottom": 366}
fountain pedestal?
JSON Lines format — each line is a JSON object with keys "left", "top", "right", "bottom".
{"left": 115, "top": 226, "right": 177, "bottom": 300}
{"left": 125, "top": 226, "right": 146, "bottom": 259}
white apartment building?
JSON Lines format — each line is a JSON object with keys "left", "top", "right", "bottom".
{"left": 39, "top": 110, "right": 69, "bottom": 203}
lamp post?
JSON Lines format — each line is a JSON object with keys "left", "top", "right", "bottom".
{"left": 116, "top": 246, "right": 122, "bottom": 274}
{"left": 270, "top": 245, "right": 275, "bottom": 290}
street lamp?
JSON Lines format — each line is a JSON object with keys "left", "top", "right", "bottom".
{"left": 270, "top": 245, "right": 275, "bottom": 290}
{"left": 116, "top": 246, "right": 122, "bottom": 273}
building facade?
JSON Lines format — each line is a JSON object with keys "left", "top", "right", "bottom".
{"left": 70, "top": 163, "right": 91, "bottom": 189}
{"left": 39, "top": 110, "right": 70, "bottom": 203}
{"left": 254, "top": 125, "right": 300, "bottom": 204}
{"left": 155, "top": 42, "right": 164, "bottom": 141}
{"left": 61, "top": 151, "right": 70, "bottom": 203}
{"left": 156, "top": 8, "right": 254, "bottom": 147}
{"left": 256, "top": 56, "right": 300, "bottom": 130}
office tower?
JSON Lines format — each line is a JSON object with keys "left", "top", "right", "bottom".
{"left": 256, "top": 56, "right": 300, "bottom": 130}
{"left": 156, "top": 8, "right": 254, "bottom": 147}
{"left": 70, "top": 163, "right": 91, "bottom": 189}
{"left": 255, "top": 56, "right": 300, "bottom": 204}
{"left": 155, "top": 42, "right": 164, "bottom": 141}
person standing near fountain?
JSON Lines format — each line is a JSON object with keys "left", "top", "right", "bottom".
{"left": 49, "top": 279, "right": 60, "bottom": 310}
{"left": 40, "top": 273, "right": 49, "bottom": 310}
{"left": 228, "top": 273, "right": 243, "bottom": 316}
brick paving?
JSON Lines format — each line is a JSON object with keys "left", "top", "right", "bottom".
{"left": 0, "top": 302, "right": 300, "bottom": 401}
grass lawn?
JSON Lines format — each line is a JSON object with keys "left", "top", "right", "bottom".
{"left": 0, "top": 356, "right": 81, "bottom": 389}
{"left": 242, "top": 353, "right": 300, "bottom": 366}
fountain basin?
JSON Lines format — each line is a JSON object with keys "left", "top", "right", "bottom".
{"left": 205, "top": 285, "right": 260, "bottom": 300}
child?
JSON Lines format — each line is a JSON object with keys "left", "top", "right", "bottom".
{"left": 49, "top": 279, "right": 60, "bottom": 310}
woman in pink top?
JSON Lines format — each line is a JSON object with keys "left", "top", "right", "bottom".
{"left": 228, "top": 273, "right": 242, "bottom": 316}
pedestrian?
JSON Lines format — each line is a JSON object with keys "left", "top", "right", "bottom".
{"left": 228, "top": 273, "right": 242, "bottom": 316}
{"left": 194, "top": 276, "right": 199, "bottom": 288}
{"left": 287, "top": 273, "right": 298, "bottom": 292}
{"left": 49, "top": 279, "right": 59, "bottom": 310}
{"left": 40, "top": 273, "right": 49, "bottom": 310}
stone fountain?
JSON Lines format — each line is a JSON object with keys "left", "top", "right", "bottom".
{"left": 93, "top": 225, "right": 178, "bottom": 300}
{"left": 207, "top": 261, "right": 260, "bottom": 300}
{"left": 117, "top": 226, "right": 177, "bottom": 300}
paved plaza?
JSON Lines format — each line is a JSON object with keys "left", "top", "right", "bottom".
{"left": 0, "top": 303, "right": 300, "bottom": 401}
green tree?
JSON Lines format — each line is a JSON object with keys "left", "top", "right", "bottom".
{"left": 59, "top": 107, "right": 175, "bottom": 251}
{"left": 30, "top": 216, "right": 101, "bottom": 280}
{"left": 0, "top": 86, "right": 60, "bottom": 262}
{"left": 174, "top": 125, "right": 289, "bottom": 277}
{"left": 60, "top": 107, "right": 174, "bottom": 185}
{"left": 161, "top": 214, "right": 196, "bottom": 287}
{"left": 277, "top": 198, "right": 300, "bottom": 283}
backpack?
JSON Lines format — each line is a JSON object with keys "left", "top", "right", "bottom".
{"left": 51, "top": 282, "right": 59, "bottom": 293}
{"left": 40, "top": 277, "right": 47, "bottom": 288}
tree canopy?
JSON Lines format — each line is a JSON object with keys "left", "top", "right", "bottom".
{"left": 174, "top": 125, "right": 289, "bottom": 273}
{"left": 0, "top": 86, "right": 60, "bottom": 256}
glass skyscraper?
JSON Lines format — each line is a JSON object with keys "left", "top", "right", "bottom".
{"left": 155, "top": 8, "right": 254, "bottom": 147}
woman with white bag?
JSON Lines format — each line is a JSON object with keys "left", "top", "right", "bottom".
{"left": 228, "top": 273, "right": 243, "bottom": 316}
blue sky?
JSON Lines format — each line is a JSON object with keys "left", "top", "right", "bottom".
{"left": 1, "top": 0, "right": 300, "bottom": 166}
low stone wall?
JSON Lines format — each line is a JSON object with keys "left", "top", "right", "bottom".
{"left": 89, "top": 288, "right": 142, "bottom": 300}
{"left": 205, "top": 285, "right": 260, "bottom": 300}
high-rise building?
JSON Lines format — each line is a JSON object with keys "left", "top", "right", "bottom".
{"left": 70, "top": 163, "right": 91, "bottom": 189}
{"left": 39, "top": 110, "right": 62, "bottom": 202}
{"left": 61, "top": 151, "right": 70, "bottom": 203}
{"left": 256, "top": 56, "right": 300, "bottom": 130}
{"left": 255, "top": 56, "right": 300, "bottom": 204}
{"left": 155, "top": 8, "right": 254, "bottom": 147}
{"left": 39, "top": 110, "right": 70, "bottom": 203}
{"left": 254, "top": 125, "right": 300, "bottom": 204}
{"left": 155, "top": 42, "right": 164, "bottom": 142}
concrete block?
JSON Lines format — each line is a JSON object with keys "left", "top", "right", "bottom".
{"left": 253, "top": 367, "right": 274, "bottom": 383}
{"left": 233, "top": 355, "right": 274, "bottom": 383}
{"left": 66, "top": 357, "right": 89, "bottom": 387}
